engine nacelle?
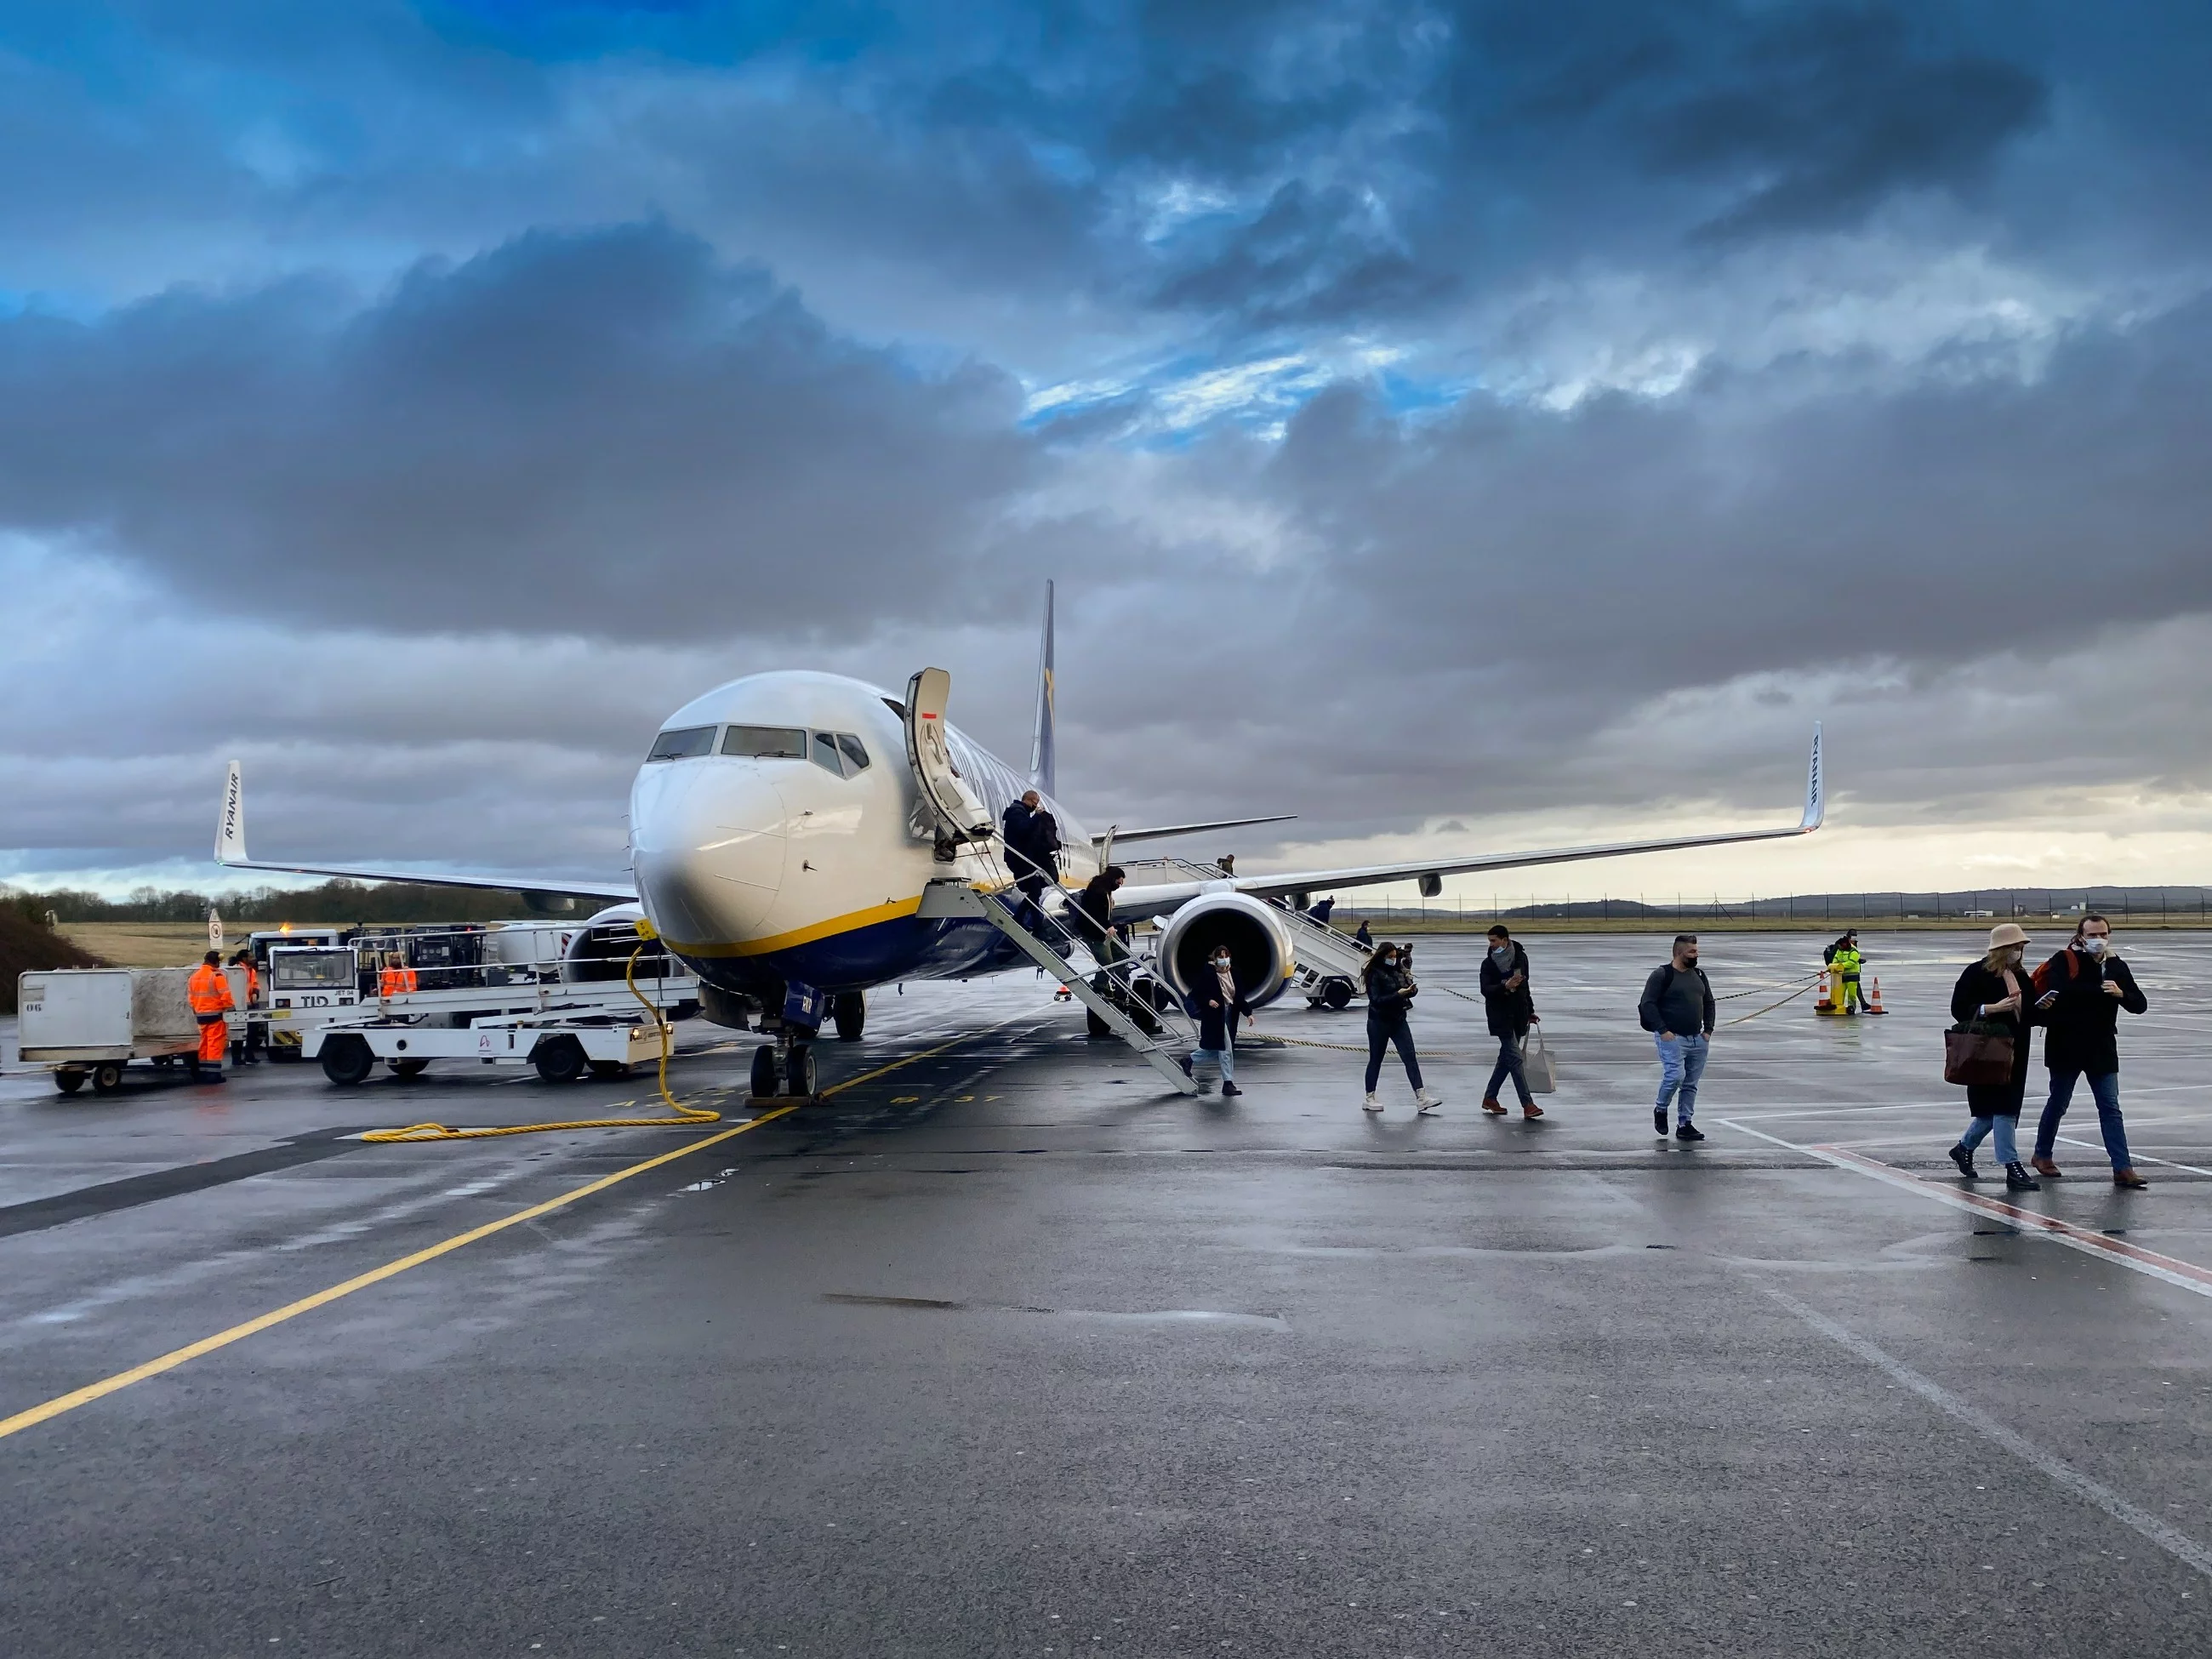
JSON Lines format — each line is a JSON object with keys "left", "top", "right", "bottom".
{"left": 1155, "top": 892, "right": 1297, "bottom": 1011}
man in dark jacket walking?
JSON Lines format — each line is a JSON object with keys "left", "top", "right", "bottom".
{"left": 2029, "top": 914, "right": 2150, "bottom": 1187}
{"left": 1639, "top": 934, "right": 1715, "bottom": 1142}
{"left": 1000, "top": 790, "right": 1058, "bottom": 929}
{"left": 1478, "top": 925, "right": 1541, "bottom": 1120}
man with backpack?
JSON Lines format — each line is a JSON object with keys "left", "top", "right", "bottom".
{"left": 1639, "top": 934, "right": 1715, "bottom": 1142}
{"left": 2028, "top": 914, "right": 2150, "bottom": 1187}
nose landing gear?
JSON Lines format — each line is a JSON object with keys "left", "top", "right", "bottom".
{"left": 750, "top": 1032, "right": 818, "bottom": 1099}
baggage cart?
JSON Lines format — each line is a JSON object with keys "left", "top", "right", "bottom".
{"left": 18, "top": 966, "right": 243, "bottom": 1094}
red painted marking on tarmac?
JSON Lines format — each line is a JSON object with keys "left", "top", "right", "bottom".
{"left": 1816, "top": 1144, "right": 2212, "bottom": 1293}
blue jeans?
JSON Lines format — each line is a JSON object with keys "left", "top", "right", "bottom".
{"left": 2034, "top": 1071, "right": 2132, "bottom": 1169}
{"left": 1365, "top": 1018, "right": 1423, "bottom": 1092}
{"left": 1190, "top": 1046, "right": 1234, "bottom": 1083}
{"left": 1655, "top": 1033, "right": 1708, "bottom": 1124}
{"left": 1959, "top": 1114, "right": 2019, "bottom": 1166}
{"left": 1486, "top": 1034, "right": 1531, "bottom": 1105}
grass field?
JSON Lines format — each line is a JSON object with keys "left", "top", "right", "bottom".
{"left": 55, "top": 922, "right": 231, "bottom": 968}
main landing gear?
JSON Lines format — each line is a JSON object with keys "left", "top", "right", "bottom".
{"left": 832, "top": 991, "right": 866, "bottom": 1041}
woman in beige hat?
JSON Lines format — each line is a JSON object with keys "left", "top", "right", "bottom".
{"left": 1947, "top": 922, "right": 2041, "bottom": 1190}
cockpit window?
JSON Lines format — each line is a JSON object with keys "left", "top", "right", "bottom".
{"left": 647, "top": 726, "right": 716, "bottom": 761}
{"left": 721, "top": 725, "right": 807, "bottom": 760}
{"left": 836, "top": 733, "right": 870, "bottom": 772}
{"left": 812, "top": 732, "right": 845, "bottom": 775}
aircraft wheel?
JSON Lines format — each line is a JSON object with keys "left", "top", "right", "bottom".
{"left": 321, "top": 1036, "right": 376, "bottom": 1087}
{"left": 785, "top": 1044, "right": 817, "bottom": 1097}
{"left": 1321, "top": 977, "right": 1354, "bottom": 1011}
{"left": 91, "top": 1062, "right": 126, "bottom": 1094}
{"left": 391, "top": 1058, "right": 431, "bottom": 1079}
{"left": 54, "top": 1069, "right": 87, "bottom": 1095}
{"left": 750, "top": 1044, "right": 780, "bottom": 1099}
{"left": 533, "top": 1037, "right": 588, "bottom": 1084}
{"left": 832, "top": 991, "right": 866, "bottom": 1041}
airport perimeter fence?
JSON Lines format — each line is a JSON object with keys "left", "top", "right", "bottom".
{"left": 1330, "top": 889, "right": 2212, "bottom": 929}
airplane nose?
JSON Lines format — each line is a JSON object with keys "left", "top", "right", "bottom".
{"left": 630, "top": 763, "right": 789, "bottom": 948}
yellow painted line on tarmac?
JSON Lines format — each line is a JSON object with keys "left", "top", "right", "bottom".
{"left": 0, "top": 1028, "right": 995, "bottom": 1445}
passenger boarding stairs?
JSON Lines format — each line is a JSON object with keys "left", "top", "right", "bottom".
{"left": 917, "top": 880, "right": 1200, "bottom": 1095}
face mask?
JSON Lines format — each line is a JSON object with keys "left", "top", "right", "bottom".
{"left": 2082, "top": 936, "right": 2108, "bottom": 957}
{"left": 1379, "top": 955, "right": 1398, "bottom": 970}
{"left": 1212, "top": 955, "right": 1231, "bottom": 969}
{"left": 1490, "top": 944, "right": 1513, "bottom": 964}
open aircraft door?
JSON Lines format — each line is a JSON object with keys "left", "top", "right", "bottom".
{"left": 904, "top": 668, "right": 994, "bottom": 846}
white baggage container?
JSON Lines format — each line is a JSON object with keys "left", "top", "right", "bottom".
{"left": 19, "top": 966, "right": 237, "bottom": 1094}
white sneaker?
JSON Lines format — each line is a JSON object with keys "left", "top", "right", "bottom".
{"left": 1361, "top": 1092, "right": 1383, "bottom": 1113}
{"left": 1415, "top": 1088, "right": 1444, "bottom": 1114}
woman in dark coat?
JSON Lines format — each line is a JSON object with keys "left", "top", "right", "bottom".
{"left": 1360, "top": 943, "right": 1443, "bottom": 1116}
{"left": 1478, "top": 926, "right": 1541, "bottom": 1120}
{"left": 1947, "top": 922, "right": 2041, "bottom": 1191}
{"left": 1180, "top": 945, "right": 1253, "bottom": 1097}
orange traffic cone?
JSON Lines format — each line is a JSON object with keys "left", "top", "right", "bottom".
{"left": 1865, "top": 977, "right": 1887, "bottom": 1015}
{"left": 1815, "top": 970, "right": 1837, "bottom": 1014}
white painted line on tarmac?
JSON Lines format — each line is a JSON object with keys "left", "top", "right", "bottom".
{"left": 1757, "top": 1282, "right": 2212, "bottom": 1584}
{"left": 2055, "top": 1135, "right": 2212, "bottom": 1180}
{"left": 1718, "top": 1119, "right": 2212, "bottom": 1303}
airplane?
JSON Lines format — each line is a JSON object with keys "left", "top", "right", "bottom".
{"left": 216, "top": 584, "right": 1824, "bottom": 1096}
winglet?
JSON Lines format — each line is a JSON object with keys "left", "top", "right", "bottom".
{"left": 1801, "top": 723, "right": 1824, "bottom": 831}
{"left": 1029, "top": 579, "right": 1056, "bottom": 797}
{"left": 216, "top": 760, "right": 248, "bottom": 864}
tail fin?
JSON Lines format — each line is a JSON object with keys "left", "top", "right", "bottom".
{"left": 216, "top": 760, "right": 248, "bottom": 864}
{"left": 1029, "top": 579, "right": 1057, "bottom": 796}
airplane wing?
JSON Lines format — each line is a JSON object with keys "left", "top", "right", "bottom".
{"left": 1113, "top": 726, "right": 1824, "bottom": 920}
{"left": 214, "top": 761, "right": 637, "bottom": 903}
{"left": 1099, "top": 813, "right": 1297, "bottom": 849}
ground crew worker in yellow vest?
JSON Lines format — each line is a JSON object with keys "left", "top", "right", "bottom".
{"left": 187, "top": 949, "right": 236, "bottom": 1083}
{"left": 379, "top": 953, "right": 419, "bottom": 998}
{"left": 1827, "top": 931, "right": 1867, "bottom": 1015}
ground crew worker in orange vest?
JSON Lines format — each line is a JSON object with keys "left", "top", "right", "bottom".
{"left": 231, "top": 948, "right": 264, "bottom": 1063}
{"left": 379, "top": 953, "right": 419, "bottom": 998}
{"left": 187, "top": 949, "right": 236, "bottom": 1083}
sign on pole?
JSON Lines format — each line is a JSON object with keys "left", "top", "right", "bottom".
{"left": 208, "top": 907, "right": 224, "bottom": 953}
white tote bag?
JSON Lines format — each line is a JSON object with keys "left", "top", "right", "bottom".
{"left": 1520, "top": 1026, "right": 1558, "bottom": 1094}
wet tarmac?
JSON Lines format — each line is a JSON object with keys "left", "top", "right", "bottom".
{"left": 4, "top": 929, "right": 2212, "bottom": 1656}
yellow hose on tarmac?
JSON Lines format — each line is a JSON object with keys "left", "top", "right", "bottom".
{"left": 362, "top": 921, "right": 722, "bottom": 1143}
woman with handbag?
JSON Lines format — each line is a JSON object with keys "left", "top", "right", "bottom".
{"left": 1947, "top": 922, "right": 2041, "bottom": 1191}
{"left": 1478, "top": 925, "right": 1542, "bottom": 1120}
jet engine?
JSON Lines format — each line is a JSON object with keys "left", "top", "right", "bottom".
{"left": 1154, "top": 892, "right": 1296, "bottom": 1010}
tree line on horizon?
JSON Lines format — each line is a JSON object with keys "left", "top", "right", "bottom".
{"left": 6, "top": 880, "right": 544, "bottom": 926}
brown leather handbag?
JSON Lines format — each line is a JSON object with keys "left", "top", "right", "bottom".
{"left": 1944, "top": 1021, "right": 2015, "bottom": 1086}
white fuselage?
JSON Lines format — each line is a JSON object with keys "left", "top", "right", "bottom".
{"left": 628, "top": 670, "right": 1097, "bottom": 996}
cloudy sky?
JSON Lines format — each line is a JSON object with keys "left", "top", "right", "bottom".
{"left": 5, "top": 0, "right": 2211, "bottom": 904}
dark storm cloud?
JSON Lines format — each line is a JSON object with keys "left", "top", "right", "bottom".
{"left": 1148, "top": 181, "right": 1455, "bottom": 326}
{"left": 0, "top": 2, "right": 2097, "bottom": 341}
{"left": 1645, "top": 7, "right": 2050, "bottom": 238}
{"left": 1185, "top": 288, "right": 2212, "bottom": 811}
{"left": 0, "top": 222, "right": 1035, "bottom": 640}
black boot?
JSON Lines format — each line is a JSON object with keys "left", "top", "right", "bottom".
{"left": 2005, "top": 1161, "right": 2040, "bottom": 1192}
{"left": 1947, "top": 1143, "right": 1978, "bottom": 1181}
